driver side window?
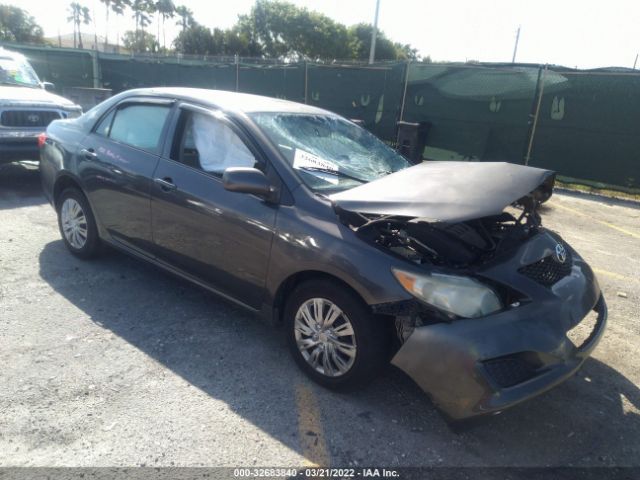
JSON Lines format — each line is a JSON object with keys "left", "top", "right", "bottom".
{"left": 171, "top": 109, "right": 257, "bottom": 176}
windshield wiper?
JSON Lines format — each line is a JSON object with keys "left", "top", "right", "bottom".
{"left": 0, "top": 80, "right": 34, "bottom": 88}
{"left": 298, "top": 166, "right": 368, "bottom": 184}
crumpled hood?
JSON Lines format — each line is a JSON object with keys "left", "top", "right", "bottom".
{"left": 329, "top": 161, "right": 555, "bottom": 223}
{"left": 0, "top": 85, "right": 77, "bottom": 108}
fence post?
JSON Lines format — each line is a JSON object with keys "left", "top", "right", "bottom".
{"left": 398, "top": 60, "right": 410, "bottom": 123}
{"left": 524, "top": 64, "right": 548, "bottom": 166}
{"left": 304, "top": 61, "right": 308, "bottom": 104}
{"left": 235, "top": 54, "right": 239, "bottom": 92}
{"left": 90, "top": 50, "right": 101, "bottom": 88}
{"left": 395, "top": 60, "right": 411, "bottom": 144}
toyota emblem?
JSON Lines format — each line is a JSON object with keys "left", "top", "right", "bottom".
{"left": 555, "top": 243, "right": 567, "bottom": 264}
{"left": 27, "top": 114, "right": 40, "bottom": 124}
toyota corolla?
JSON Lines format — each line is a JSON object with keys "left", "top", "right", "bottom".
{"left": 40, "top": 88, "right": 607, "bottom": 420}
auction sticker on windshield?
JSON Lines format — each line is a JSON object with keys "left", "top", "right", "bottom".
{"left": 293, "top": 148, "right": 339, "bottom": 172}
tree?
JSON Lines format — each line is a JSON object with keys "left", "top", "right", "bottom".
{"left": 174, "top": 5, "right": 194, "bottom": 33}
{"left": 130, "top": 0, "right": 154, "bottom": 52}
{"left": 67, "top": 2, "right": 92, "bottom": 49}
{"left": 110, "top": 0, "right": 130, "bottom": 51}
{"left": 173, "top": 24, "right": 263, "bottom": 57}
{"left": 173, "top": 24, "right": 216, "bottom": 55}
{"left": 98, "top": 0, "right": 112, "bottom": 48}
{"left": 122, "top": 29, "right": 158, "bottom": 52}
{"left": 237, "top": 0, "right": 352, "bottom": 60}
{"left": 222, "top": 27, "right": 262, "bottom": 57}
{"left": 176, "top": 5, "right": 196, "bottom": 32}
{"left": 99, "top": 0, "right": 131, "bottom": 50}
{"left": 155, "top": 0, "right": 175, "bottom": 50}
{"left": 349, "top": 23, "right": 419, "bottom": 61}
{"left": 0, "top": 5, "right": 45, "bottom": 44}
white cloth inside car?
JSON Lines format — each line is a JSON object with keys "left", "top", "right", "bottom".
{"left": 190, "top": 112, "right": 255, "bottom": 174}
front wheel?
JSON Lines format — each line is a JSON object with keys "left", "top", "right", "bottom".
{"left": 284, "top": 280, "right": 388, "bottom": 389}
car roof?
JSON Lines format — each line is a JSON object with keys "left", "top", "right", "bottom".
{"left": 0, "top": 48, "right": 26, "bottom": 60}
{"left": 123, "top": 87, "right": 334, "bottom": 116}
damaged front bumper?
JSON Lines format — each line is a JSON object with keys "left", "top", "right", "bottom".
{"left": 389, "top": 233, "right": 607, "bottom": 420}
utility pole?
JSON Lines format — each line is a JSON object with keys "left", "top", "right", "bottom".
{"left": 368, "top": 0, "right": 381, "bottom": 64}
{"left": 512, "top": 26, "right": 521, "bottom": 63}
{"left": 634, "top": 53, "right": 638, "bottom": 69}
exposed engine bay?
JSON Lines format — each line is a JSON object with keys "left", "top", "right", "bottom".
{"left": 336, "top": 196, "right": 543, "bottom": 269}
{"left": 329, "top": 161, "right": 555, "bottom": 268}
{"left": 329, "top": 161, "right": 556, "bottom": 343}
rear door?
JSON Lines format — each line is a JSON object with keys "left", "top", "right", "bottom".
{"left": 150, "top": 103, "right": 279, "bottom": 309}
{"left": 78, "top": 98, "right": 173, "bottom": 254}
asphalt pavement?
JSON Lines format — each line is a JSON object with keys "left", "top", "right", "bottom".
{"left": 1, "top": 161, "right": 639, "bottom": 468}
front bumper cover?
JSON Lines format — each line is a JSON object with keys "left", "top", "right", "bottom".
{"left": 390, "top": 231, "right": 607, "bottom": 420}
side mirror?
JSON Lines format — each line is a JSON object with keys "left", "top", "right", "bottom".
{"left": 222, "top": 167, "right": 276, "bottom": 201}
{"left": 40, "top": 81, "right": 55, "bottom": 91}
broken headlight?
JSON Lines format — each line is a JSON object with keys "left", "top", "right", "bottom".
{"left": 392, "top": 269, "right": 503, "bottom": 318}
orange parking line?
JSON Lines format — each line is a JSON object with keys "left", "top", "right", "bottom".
{"left": 593, "top": 268, "right": 638, "bottom": 283}
{"left": 551, "top": 202, "right": 640, "bottom": 240}
{"left": 295, "top": 383, "right": 330, "bottom": 467}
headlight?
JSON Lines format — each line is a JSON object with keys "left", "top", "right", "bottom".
{"left": 392, "top": 269, "right": 503, "bottom": 318}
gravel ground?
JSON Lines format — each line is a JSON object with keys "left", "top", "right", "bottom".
{"left": 1, "top": 161, "right": 639, "bottom": 468}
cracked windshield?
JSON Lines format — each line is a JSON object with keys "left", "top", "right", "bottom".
{"left": 250, "top": 113, "right": 410, "bottom": 192}
{"left": 0, "top": 56, "right": 40, "bottom": 87}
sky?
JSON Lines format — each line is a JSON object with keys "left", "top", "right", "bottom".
{"left": 8, "top": 0, "right": 640, "bottom": 68}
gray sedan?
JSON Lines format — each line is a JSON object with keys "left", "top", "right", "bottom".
{"left": 39, "top": 88, "right": 606, "bottom": 420}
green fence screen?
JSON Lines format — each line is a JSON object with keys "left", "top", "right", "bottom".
{"left": 238, "top": 63, "right": 305, "bottom": 103}
{"left": 306, "top": 62, "right": 406, "bottom": 141}
{"left": 2, "top": 42, "right": 638, "bottom": 190}
{"left": 528, "top": 68, "right": 640, "bottom": 189}
{"left": 5, "top": 44, "right": 93, "bottom": 88}
{"left": 100, "top": 54, "right": 237, "bottom": 91}
{"left": 403, "top": 64, "right": 539, "bottom": 163}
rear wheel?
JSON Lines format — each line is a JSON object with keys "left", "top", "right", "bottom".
{"left": 284, "top": 280, "right": 388, "bottom": 389}
{"left": 57, "top": 188, "right": 100, "bottom": 259}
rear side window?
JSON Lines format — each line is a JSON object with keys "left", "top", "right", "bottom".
{"left": 108, "top": 104, "right": 171, "bottom": 153}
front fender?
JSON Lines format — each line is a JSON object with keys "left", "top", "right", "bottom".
{"left": 264, "top": 203, "right": 413, "bottom": 311}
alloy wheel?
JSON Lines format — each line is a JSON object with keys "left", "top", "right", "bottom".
{"left": 61, "top": 198, "right": 88, "bottom": 249}
{"left": 294, "top": 297, "right": 357, "bottom": 377}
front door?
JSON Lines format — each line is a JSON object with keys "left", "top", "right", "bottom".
{"left": 151, "top": 104, "right": 278, "bottom": 309}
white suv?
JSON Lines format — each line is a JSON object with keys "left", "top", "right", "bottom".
{"left": 0, "top": 48, "right": 82, "bottom": 164}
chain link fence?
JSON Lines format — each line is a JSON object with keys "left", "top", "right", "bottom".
{"left": 3, "top": 42, "right": 638, "bottom": 191}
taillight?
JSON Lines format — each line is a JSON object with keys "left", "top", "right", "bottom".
{"left": 37, "top": 133, "right": 47, "bottom": 148}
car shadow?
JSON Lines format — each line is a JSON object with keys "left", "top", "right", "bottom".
{"left": 0, "top": 161, "right": 47, "bottom": 210}
{"left": 37, "top": 240, "right": 640, "bottom": 466}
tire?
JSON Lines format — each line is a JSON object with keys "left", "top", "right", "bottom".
{"left": 284, "top": 279, "right": 389, "bottom": 390}
{"left": 56, "top": 187, "right": 101, "bottom": 259}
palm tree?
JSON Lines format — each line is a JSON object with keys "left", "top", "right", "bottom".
{"left": 174, "top": 5, "right": 194, "bottom": 34}
{"left": 111, "top": 0, "right": 130, "bottom": 52}
{"left": 98, "top": 0, "right": 111, "bottom": 49}
{"left": 130, "top": 0, "right": 153, "bottom": 52}
{"left": 155, "top": 0, "right": 175, "bottom": 50}
{"left": 67, "top": 2, "right": 91, "bottom": 49}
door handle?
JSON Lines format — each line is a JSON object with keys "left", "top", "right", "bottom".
{"left": 80, "top": 148, "right": 97, "bottom": 160}
{"left": 154, "top": 177, "right": 177, "bottom": 192}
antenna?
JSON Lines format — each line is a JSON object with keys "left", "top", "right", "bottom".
{"left": 512, "top": 26, "right": 521, "bottom": 63}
